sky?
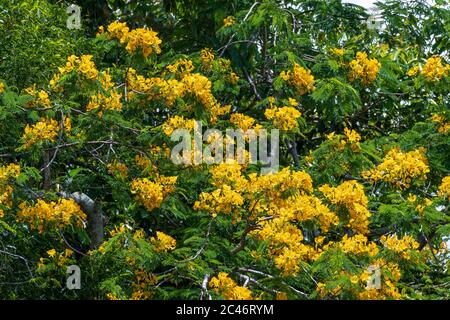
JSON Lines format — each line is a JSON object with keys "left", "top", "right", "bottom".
{"left": 342, "top": 0, "right": 377, "bottom": 8}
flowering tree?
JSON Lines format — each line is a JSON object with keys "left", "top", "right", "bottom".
{"left": 0, "top": 0, "right": 449, "bottom": 300}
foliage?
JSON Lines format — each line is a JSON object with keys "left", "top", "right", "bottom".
{"left": 0, "top": 0, "right": 449, "bottom": 300}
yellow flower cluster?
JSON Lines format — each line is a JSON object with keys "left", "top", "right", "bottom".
{"left": 17, "top": 198, "right": 87, "bottom": 233}
{"left": 200, "top": 48, "right": 215, "bottom": 71}
{"left": 107, "top": 160, "right": 128, "bottom": 180}
{"left": 319, "top": 180, "right": 371, "bottom": 234}
{"left": 438, "top": 176, "right": 450, "bottom": 200}
{"left": 21, "top": 117, "right": 59, "bottom": 150}
{"left": 162, "top": 115, "right": 195, "bottom": 136}
{"left": 255, "top": 217, "right": 318, "bottom": 275}
{"left": 380, "top": 234, "right": 419, "bottom": 260}
{"left": 0, "top": 82, "right": 5, "bottom": 93}
{"left": 264, "top": 106, "right": 302, "bottom": 131}
{"left": 421, "top": 56, "right": 450, "bottom": 81}
{"left": 106, "top": 21, "right": 162, "bottom": 58}
{"left": 358, "top": 259, "right": 402, "bottom": 300}
{"left": 199, "top": 164, "right": 340, "bottom": 275}
{"left": 150, "top": 231, "right": 177, "bottom": 253}
{"left": 406, "top": 66, "right": 420, "bottom": 77}
{"left": 431, "top": 114, "right": 450, "bottom": 134}
{"left": 330, "top": 48, "right": 345, "bottom": 56}
{"left": 25, "top": 85, "right": 51, "bottom": 108}
{"left": 38, "top": 248, "right": 74, "bottom": 269}
{"left": 166, "top": 59, "right": 195, "bottom": 76}
{"left": 127, "top": 67, "right": 229, "bottom": 122}
{"left": 317, "top": 259, "right": 402, "bottom": 300}
{"left": 131, "top": 269, "right": 157, "bottom": 300}
{"left": 127, "top": 68, "right": 184, "bottom": 106}
{"left": 349, "top": 52, "right": 381, "bottom": 85}
{"left": 280, "top": 63, "right": 316, "bottom": 95}
{"left": 327, "top": 128, "right": 362, "bottom": 152}
{"left": 86, "top": 91, "right": 123, "bottom": 114}
{"left": 60, "top": 54, "right": 99, "bottom": 80}
{"left": 130, "top": 175, "right": 177, "bottom": 212}
{"left": 209, "top": 272, "right": 253, "bottom": 300}
{"left": 106, "top": 21, "right": 129, "bottom": 42}
{"left": 362, "top": 147, "right": 430, "bottom": 189}
{"left": 333, "top": 234, "right": 379, "bottom": 256}
{"left": 229, "top": 113, "right": 258, "bottom": 132}
{"left": 223, "top": 16, "right": 236, "bottom": 28}
{"left": 0, "top": 163, "right": 21, "bottom": 218}
{"left": 194, "top": 184, "right": 244, "bottom": 218}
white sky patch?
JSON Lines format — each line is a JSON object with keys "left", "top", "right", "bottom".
{"left": 342, "top": 0, "right": 377, "bottom": 8}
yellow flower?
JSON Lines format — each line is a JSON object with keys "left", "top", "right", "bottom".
{"left": 406, "top": 65, "right": 420, "bottom": 77}
{"left": 17, "top": 199, "right": 87, "bottom": 233}
{"left": 131, "top": 176, "right": 177, "bottom": 212}
{"left": 209, "top": 272, "right": 253, "bottom": 300}
{"left": 264, "top": 106, "right": 302, "bottom": 131}
{"left": 349, "top": 52, "right": 381, "bottom": 85}
{"left": 223, "top": 16, "right": 236, "bottom": 27}
{"left": 107, "top": 21, "right": 129, "bottom": 43}
{"left": 20, "top": 117, "right": 60, "bottom": 150}
{"left": 125, "top": 27, "right": 162, "bottom": 58}
{"left": 200, "top": 48, "right": 215, "bottom": 71}
{"left": 330, "top": 48, "right": 344, "bottom": 56}
{"left": 280, "top": 63, "right": 315, "bottom": 95}
{"left": 150, "top": 231, "right": 176, "bottom": 253}
{"left": 319, "top": 180, "right": 370, "bottom": 234}
{"left": 438, "top": 176, "right": 450, "bottom": 200}
{"left": 362, "top": 147, "right": 429, "bottom": 189}
{"left": 421, "top": 56, "right": 450, "bottom": 81}
{"left": 47, "top": 249, "right": 57, "bottom": 257}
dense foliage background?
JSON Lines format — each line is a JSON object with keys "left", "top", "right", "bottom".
{"left": 0, "top": 0, "right": 449, "bottom": 300}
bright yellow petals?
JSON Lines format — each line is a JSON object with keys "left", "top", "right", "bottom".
{"left": 349, "top": 52, "right": 381, "bottom": 85}
{"left": 25, "top": 85, "right": 51, "bottom": 108}
{"left": 20, "top": 117, "right": 59, "bottom": 150}
{"left": 166, "top": 59, "right": 195, "bottom": 76}
{"left": 229, "top": 113, "right": 256, "bottom": 131}
{"left": 125, "top": 28, "right": 162, "bottom": 57}
{"left": 335, "top": 234, "right": 379, "bottom": 256}
{"left": 86, "top": 91, "right": 123, "bottom": 114}
{"left": 131, "top": 176, "right": 177, "bottom": 212}
{"left": 162, "top": 115, "right": 195, "bottom": 136}
{"left": 264, "top": 106, "right": 301, "bottom": 131}
{"left": 280, "top": 63, "right": 315, "bottom": 95}
{"left": 421, "top": 56, "right": 450, "bottom": 81}
{"left": 0, "top": 82, "right": 5, "bottom": 93}
{"left": 431, "top": 113, "right": 450, "bottom": 134}
{"left": 380, "top": 234, "right": 419, "bottom": 260}
{"left": 194, "top": 185, "right": 244, "bottom": 218}
{"left": 150, "top": 231, "right": 176, "bottom": 253}
{"left": 330, "top": 48, "right": 345, "bottom": 56}
{"left": 17, "top": 199, "right": 87, "bottom": 233}
{"left": 107, "top": 21, "right": 130, "bottom": 43}
{"left": 55, "top": 54, "right": 99, "bottom": 83}
{"left": 319, "top": 180, "right": 370, "bottom": 234}
{"left": 438, "top": 176, "right": 450, "bottom": 200}
{"left": 0, "top": 163, "right": 21, "bottom": 218}
{"left": 209, "top": 272, "right": 253, "bottom": 300}
{"left": 223, "top": 16, "right": 236, "bottom": 28}
{"left": 362, "top": 147, "right": 430, "bottom": 189}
